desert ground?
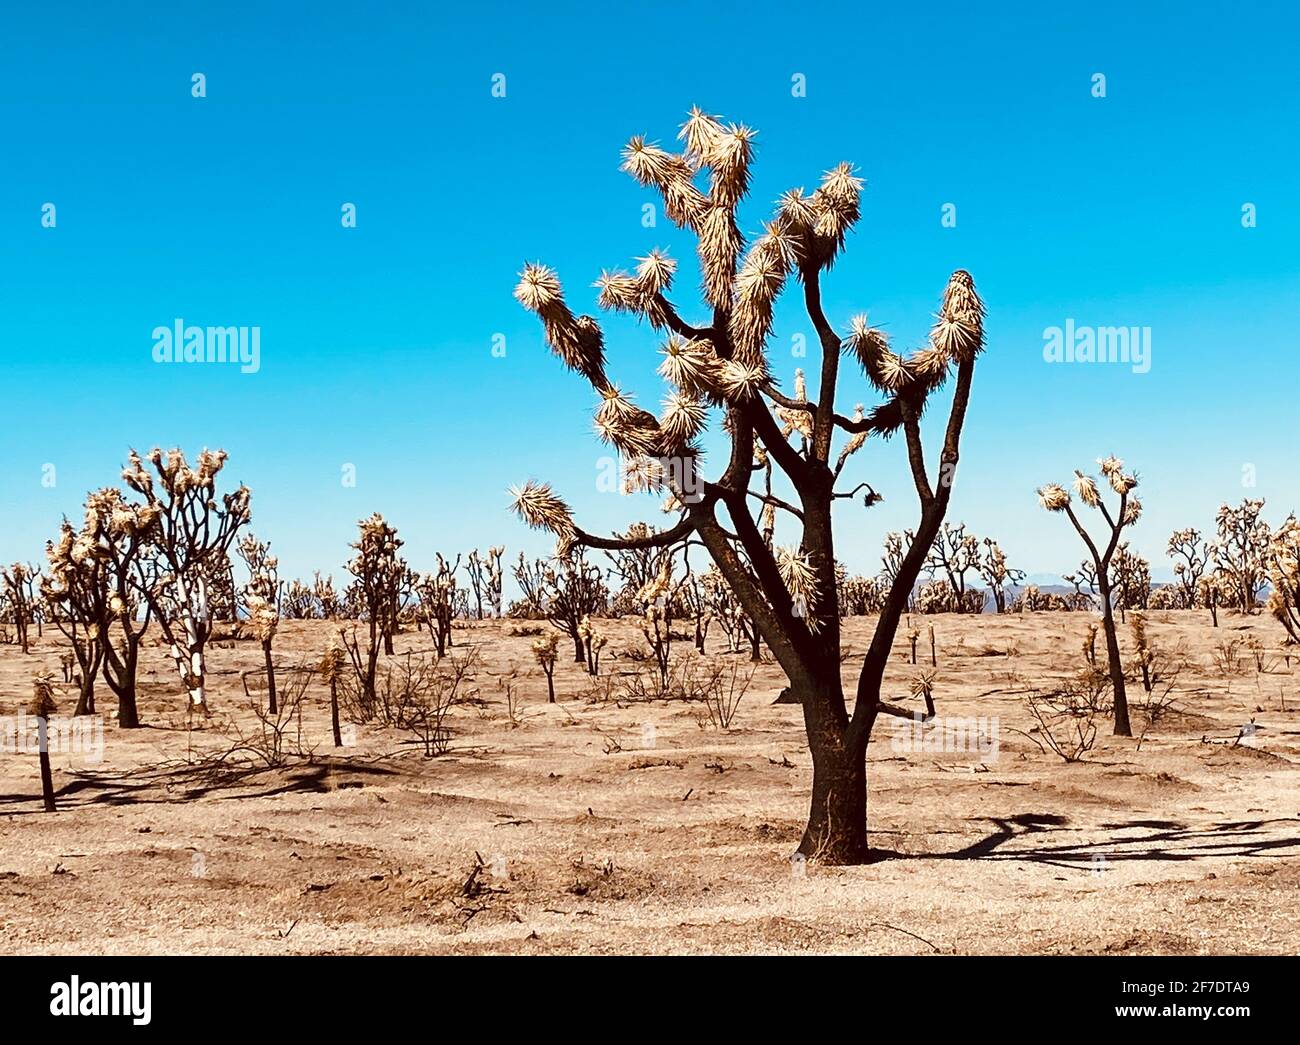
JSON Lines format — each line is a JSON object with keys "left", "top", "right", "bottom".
{"left": 1, "top": 610, "right": 1298, "bottom": 955}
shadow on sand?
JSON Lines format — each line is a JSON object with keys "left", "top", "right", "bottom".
{"left": 871, "top": 811, "right": 1300, "bottom": 871}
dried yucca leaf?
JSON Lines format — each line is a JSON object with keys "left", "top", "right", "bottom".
{"left": 1073, "top": 471, "right": 1102, "bottom": 508}
{"left": 509, "top": 480, "right": 575, "bottom": 537}
{"left": 1037, "top": 483, "right": 1071, "bottom": 512}
{"left": 659, "top": 391, "right": 707, "bottom": 449}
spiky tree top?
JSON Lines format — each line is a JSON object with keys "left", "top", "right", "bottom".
{"left": 510, "top": 110, "right": 983, "bottom": 706}
{"left": 121, "top": 448, "right": 251, "bottom": 592}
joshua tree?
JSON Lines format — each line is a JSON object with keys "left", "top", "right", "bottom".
{"left": 45, "top": 489, "right": 157, "bottom": 727}
{"left": 1167, "top": 527, "right": 1209, "bottom": 609}
{"left": 2, "top": 563, "right": 37, "bottom": 653}
{"left": 123, "top": 448, "right": 250, "bottom": 714}
{"left": 415, "top": 553, "right": 460, "bottom": 656}
{"left": 633, "top": 558, "right": 680, "bottom": 694}
{"left": 29, "top": 675, "right": 58, "bottom": 812}
{"left": 1266, "top": 516, "right": 1300, "bottom": 644}
{"left": 879, "top": 531, "right": 914, "bottom": 612}
{"left": 606, "top": 522, "right": 682, "bottom": 616}
{"left": 836, "top": 566, "right": 884, "bottom": 617}
{"left": 320, "top": 644, "right": 346, "bottom": 747}
{"left": 341, "top": 513, "right": 405, "bottom": 704}
{"left": 702, "top": 563, "right": 762, "bottom": 659}
{"left": 508, "top": 108, "right": 986, "bottom": 863}
{"left": 1210, "top": 499, "right": 1270, "bottom": 612}
{"left": 578, "top": 614, "right": 607, "bottom": 673}
{"left": 281, "top": 579, "right": 316, "bottom": 619}
{"left": 512, "top": 551, "right": 609, "bottom": 664}
{"left": 977, "top": 537, "right": 1025, "bottom": 613}
{"left": 1198, "top": 573, "right": 1223, "bottom": 627}
{"left": 1037, "top": 456, "right": 1142, "bottom": 736}
{"left": 465, "top": 547, "right": 505, "bottom": 620}
{"left": 924, "top": 522, "right": 982, "bottom": 607}
{"left": 313, "top": 571, "right": 343, "bottom": 619}
{"left": 1110, "top": 542, "right": 1151, "bottom": 618}
{"left": 40, "top": 525, "right": 107, "bottom": 716}
{"left": 238, "top": 534, "right": 282, "bottom": 713}
{"left": 531, "top": 632, "right": 559, "bottom": 703}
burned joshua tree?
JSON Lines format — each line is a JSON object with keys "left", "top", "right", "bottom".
{"left": 508, "top": 108, "right": 987, "bottom": 863}
{"left": 1210, "top": 499, "right": 1270, "bottom": 613}
{"left": 237, "top": 533, "right": 283, "bottom": 714}
{"left": 41, "top": 524, "right": 107, "bottom": 716}
{"left": 465, "top": 547, "right": 504, "bottom": 620}
{"left": 341, "top": 513, "right": 406, "bottom": 708}
{"left": 923, "top": 522, "right": 985, "bottom": 612}
{"left": 1037, "top": 456, "right": 1142, "bottom": 736}
{"left": 29, "top": 675, "right": 59, "bottom": 813}
{"left": 414, "top": 553, "right": 459, "bottom": 656}
{"left": 1167, "top": 527, "right": 1209, "bottom": 609}
{"left": 2, "top": 563, "right": 38, "bottom": 653}
{"left": 977, "top": 537, "right": 1025, "bottom": 614}
{"left": 44, "top": 489, "right": 156, "bottom": 728}
{"left": 123, "top": 448, "right": 251, "bottom": 715}
{"left": 1267, "top": 516, "right": 1300, "bottom": 644}
{"left": 512, "top": 551, "right": 608, "bottom": 665}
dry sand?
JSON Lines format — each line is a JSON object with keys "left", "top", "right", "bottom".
{"left": 1, "top": 612, "right": 1297, "bottom": 955}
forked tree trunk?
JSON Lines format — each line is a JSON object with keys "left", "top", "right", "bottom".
{"left": 74, "top": 675, "right": 96, "bottom": 717}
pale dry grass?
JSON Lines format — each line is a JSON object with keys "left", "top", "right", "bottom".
{"left": 1, "top": 612, "right": 1298, "bottom": 955}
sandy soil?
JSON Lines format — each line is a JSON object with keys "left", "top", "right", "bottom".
{"left": 1, "top": 611, "right": 1298, "bottom": 955}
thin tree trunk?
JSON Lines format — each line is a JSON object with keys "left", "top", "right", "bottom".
{"left": 330, "top": 679, "right": 342, "bottom": 747}
{"left": 263, "top": 640, "right": 278, "bottom": 715}
{"left": 1099, "top": 582, "right": 1131, "bottom": 736}
{"left": 37, "top": 718, "right": 56, "bottom": 812}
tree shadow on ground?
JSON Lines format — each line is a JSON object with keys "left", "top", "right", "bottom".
{"left": 0, "top": 757, "right": 403, "bottom": 815}
{"left": 871, "top": 812, "right": 1300, "bottom": 872}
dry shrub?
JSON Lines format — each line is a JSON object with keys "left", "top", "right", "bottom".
{"left": 1211, "top": 638, "right": 1247, "bottom": 677}
{"left": 689, "top": 656, "right": 755, "bottom": 730}
{"left": 1020, "top": 688, "right": 1099, "bottom": 763}
{"left": 378, "top": 648, "right": 478, "bottom": 757}
{"left": 225, "top": 663, "right": 317, "bottom": 767}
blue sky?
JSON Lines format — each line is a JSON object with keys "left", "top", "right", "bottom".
{"left": 2, "top": 1, "right": 1298, "bottom": 586}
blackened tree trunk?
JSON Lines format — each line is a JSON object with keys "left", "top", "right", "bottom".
{"left": 73, "top": 674, "right": 96, "bottom": 717}
{"left": 800, "top": 733, "right": 868, "bottom": 863}
{"left": 1097, "top": 577, "right": 1131, "bottom": 736}
{"left": 330, "top": 677, "right": 342, "bottom": 747}
{"left": 103, "top": 640, "right": 142, "bottom": 729}
{"left": 262, "top": 640, "right": 278, "bottom": 715}
{"left": 37, "top": 717, "right": 56, "bottom": 812}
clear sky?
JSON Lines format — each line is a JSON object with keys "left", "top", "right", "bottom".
{"left": 2, "top": 0, "right": 1298, "bottom": 587}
